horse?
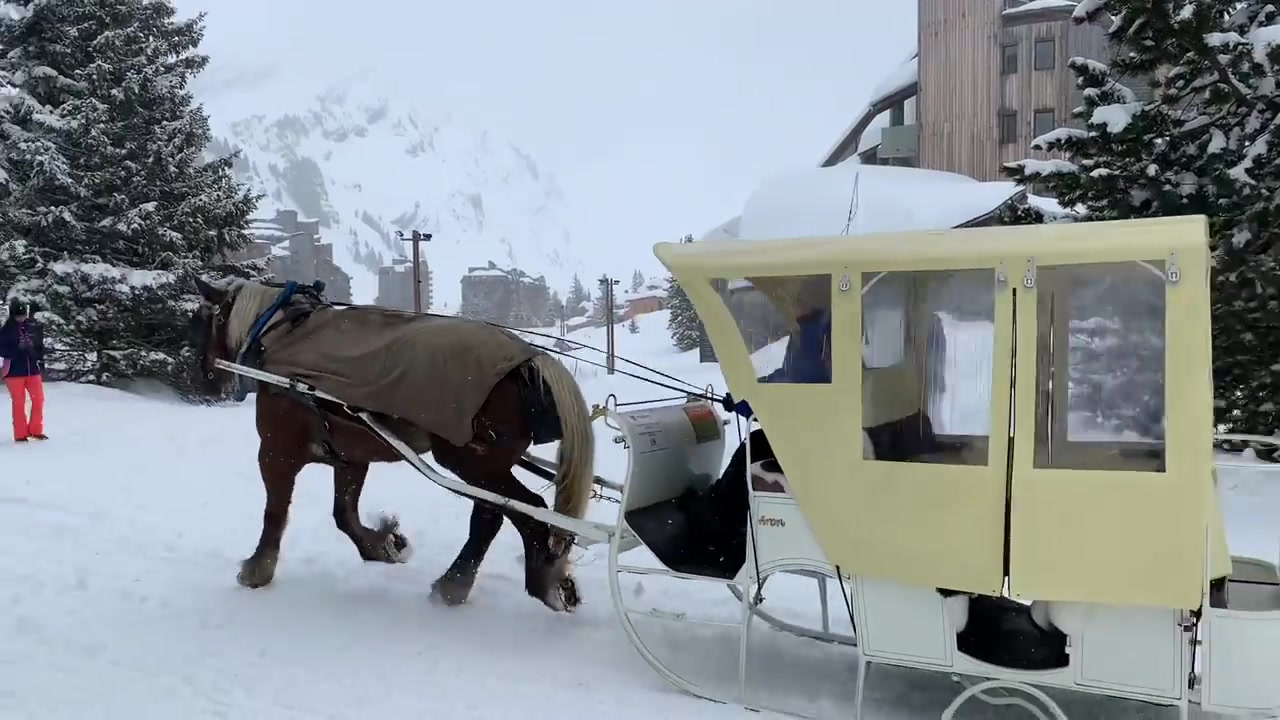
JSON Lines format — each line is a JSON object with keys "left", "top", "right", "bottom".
{"left": 187, "top": 276, "right": 596, "bottom": 612}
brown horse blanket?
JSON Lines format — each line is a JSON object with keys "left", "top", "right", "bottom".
{"left": 260, "top": 306, "right": 539, "bottom": 446}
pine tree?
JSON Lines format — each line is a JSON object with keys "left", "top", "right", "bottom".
{"left": 543, "top": 289, "right": 563, "bottom": 327}
{"left": 1002, "top": 0, "right": 1280, "bottom": 435}
{"left": 592, "top": 275, "right": 621, "bottom": 324}
{"left": 630, "top": 269, "right": 644, "bottom": 293}
{"left": 564, "top": 274, "right": 589, "bottom": 318}
{"left": 0, "top": 0, "right": 260, "bottom": 389}
{"left": 626, "top": 316, "right": 639, "bottom": 334}
{"left": 666, "top": 274, "right": 702, "bottom": 351}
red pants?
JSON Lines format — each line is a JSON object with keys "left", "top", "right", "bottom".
{"left": 5, "top": 374, "right": 43, "bottom": 440}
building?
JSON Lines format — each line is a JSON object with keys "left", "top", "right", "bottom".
{"left": 820, "top": 0, "right": 1133, "bottom": 182}
{"left": 459, "top": 261, "right": 552, "bottom": 327}
{"left": 375, "top": 257, "right": 433, "bottom": 312}
{"left": 619, "top": 283, "right": 669, "bottom": 321}
{"left": 228, "top": 209, "right": 353, "bottom": 303}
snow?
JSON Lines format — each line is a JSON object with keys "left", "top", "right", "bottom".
{"left": 4, "top": 310, "right": 1277, "bottom": 718}
{"left": 735, "top": 163, "right": 1021, "bottom": 243}
{"left": 867, "top": 52, "right": 918, "bottom": 105}
{"left": 818, "top": 47, "right": 917, "bottom": 165}
{"left": 1071, "top": 0, "right": 1105, "bottom": 23}
{"left": 1031, "top": 126, "right": 1088, "bottom": 151}
{"left": 1002, "top": 0, "right": 1078, "bottom": 17}
{"left": 1009, "top": 158, "right": 1080, "bottom": 177}
{"left": 1090, "top": 102, "right": 1144, "bottom": 133}
{"left": 47, "top": 260, "right": 173, "bottom": 289}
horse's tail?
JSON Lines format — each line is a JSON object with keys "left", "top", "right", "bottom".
{"left": 530, "top": 353, "right": 595, "bottom": 521}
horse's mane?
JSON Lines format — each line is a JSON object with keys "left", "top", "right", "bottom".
{"left": 224, "top": 279, "right": 287, "bottom": 355}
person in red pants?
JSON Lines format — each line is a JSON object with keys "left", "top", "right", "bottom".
{"left": 0, "top": 298, "right": 47, "bottom": 442}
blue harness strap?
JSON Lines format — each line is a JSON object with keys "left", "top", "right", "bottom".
{"left": 232, "top": 281, "right": 299, "bottom": 400}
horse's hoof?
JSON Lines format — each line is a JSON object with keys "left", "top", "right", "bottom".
{"left": 237, "top": 557, "right": 275, "bottom": 589}
{"left": 558, "top": 574, "right": 582, "bottom": 611}
{"left": 430, "top": 577, "right": 472, "bottom": 606}
{"left": 385, "top": 531, "right": 412, "bottom": 563}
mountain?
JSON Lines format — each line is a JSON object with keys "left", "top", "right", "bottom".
{"left": 203, "top": 81, "right": 584, "bottom": 309}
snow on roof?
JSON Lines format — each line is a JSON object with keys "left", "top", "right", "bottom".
{"left": 737, "top": 162, "right": 1021, "bottom": 243}
{"left": 858, "top": 112, "right": 891, "bottom": 154}
{"left": 1003, "top": 0, "right": 1078, "bottom": 17}
{"left": 618, "top": 287, "right": 669, "bottom": 303}
{"left": 867, "top": 52, "right": 919, "bottom": 104}
{"left": 819, "top": 46, "right": 918, "bottom": 165}
{"left": 467, "top": 268, "right": 509, "bottom": 277}
{"left": 700, "top": 215, "right": 741, "bottom": 241}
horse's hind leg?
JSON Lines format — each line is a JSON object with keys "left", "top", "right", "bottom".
{"left": 479, "top": 471, "right": 580, "bottom": 613}
{"left": 331, "top": 461, "right": 411, "bottom": 564}
{"left": 238, "top": 441, "right": 306, "bottom": 589}
{"left": 431, "top": 500, "right": 504, "bottom": 606}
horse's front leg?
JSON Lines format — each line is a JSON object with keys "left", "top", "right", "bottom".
{"left": 331, "top": 461, "right": 411, "bottom": 564}
{"left": 238, "top": 437, "right": 306, "bottom": 589}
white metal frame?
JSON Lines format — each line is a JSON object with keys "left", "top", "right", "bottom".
{"left": 604, "top": 404, "right": 859, "bottom": 717}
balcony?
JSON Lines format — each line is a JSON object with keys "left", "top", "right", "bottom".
{"left": 878, "top": 124, "right": 918, "bottom": 160}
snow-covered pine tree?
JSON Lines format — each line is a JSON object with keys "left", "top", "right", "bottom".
{"left": 0, "top": 0, "right": 259, "bottom": 389}
{"left": 592, "top": 275, "right": 622, "bottom": 324}
{"left": 1002, "top": 0, "right": 1280, "bottom": 435}
{"left": 626, "top": 316, "right": 639, "bottom": 334}
{"left": 630, "top": 269, "right": 644, "bottom": 293}
{"left": 543, "top": 289, "right": 563, "bottom": 327}
{"left": 564, "top": 274, "right": 589, "bottom": 319}
{"left": 666, "top": 274, "right": 702, "bottom": 351}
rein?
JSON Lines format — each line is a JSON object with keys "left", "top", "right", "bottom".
{"left": 220, "top": 281, "right": 721, "bottom": 406}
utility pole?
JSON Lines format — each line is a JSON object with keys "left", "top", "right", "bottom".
{"left": 558, "top": 300, "right": 567, "bottom": 337}
{"left": 396, "top": 229, "right": 432, "bottom": 313}
{"left": 598, "top": 275, "right": 620, "bottom": 374}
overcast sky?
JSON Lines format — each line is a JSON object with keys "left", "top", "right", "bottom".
{"left": 175, "top": 0, "right": 916, "bottom": 276}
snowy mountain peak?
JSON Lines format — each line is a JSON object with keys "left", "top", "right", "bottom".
{"left": 206, "top": 80, "right": 581, "bottom": 308}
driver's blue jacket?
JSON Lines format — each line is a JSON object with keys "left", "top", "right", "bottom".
{"left": 729, "top": 309, "right": 831, "bottom": 419}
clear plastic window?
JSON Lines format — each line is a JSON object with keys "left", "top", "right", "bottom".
{"left": 712, "top": 275, "right": 832, "bottom": 384}
{"left": 861, "top": 270, "right": 996, "bottom": 466}
{"left": 1033, "top": 261, "right": 1166, "bottom": 472}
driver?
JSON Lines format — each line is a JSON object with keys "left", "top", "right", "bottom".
{"left": 704, "top": 281, "right": 831, "bottom": 538}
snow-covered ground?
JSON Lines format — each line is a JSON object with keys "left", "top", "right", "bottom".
{"left": 2, "top": 310, "right": 1278, "bottom": 718}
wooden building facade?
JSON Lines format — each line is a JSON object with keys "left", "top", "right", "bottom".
{"left": 823, "top": 0, "right": 1133, "bottom": 184}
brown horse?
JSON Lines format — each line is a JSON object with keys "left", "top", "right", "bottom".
{"left": 188, "top": 276, "right": 596, "bottom": 612}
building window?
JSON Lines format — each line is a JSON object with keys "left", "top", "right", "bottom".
{"left": 1034, "top": 38, "right": 1056, "bottom": 70}
{"left": 999, "top": 111, "right": 1018, "bottom": 145}
{"left": 1033, "top": 109, "right": 1056, "bottom": 139}
{"left": 1002, "top": 43, "right": 1019, "bottom": 75}
{"left": 890, "top": 102, "right": 905, "bottom": 127}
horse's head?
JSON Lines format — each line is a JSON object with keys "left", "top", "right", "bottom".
{"left": 189, "top": 275, "right": 237, "bottom": 397}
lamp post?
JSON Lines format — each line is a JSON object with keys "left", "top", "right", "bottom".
{"left": 598, "top": 275, "right": 620, "bottom": 374}
{"left": 396, "top": 229, "right": 432, "bottom": 313}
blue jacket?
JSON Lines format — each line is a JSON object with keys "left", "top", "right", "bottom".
{"left": 0, "top": 319, "right": 44, "bottom": 378}
{"left": 730, "top": 309, "right": 831, "bottom": 418}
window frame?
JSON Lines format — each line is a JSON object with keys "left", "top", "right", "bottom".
{"left": 998, "top": 110, "right": 1019, "bottom": 145}
{"left": 1001, "top": 42, "right": 1019, "bottom": 75}
{"left": 1033, "top": 37, "right": 1056, "bottom": 71}
{"left": 1032, "top": 108, "right": 1056, "bottom": 140}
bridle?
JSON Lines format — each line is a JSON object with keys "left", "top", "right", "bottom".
{"left": 192, "top": 294, "right": 235, "bottom": 385}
